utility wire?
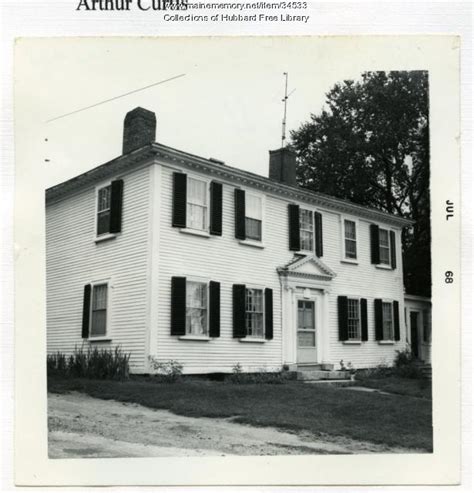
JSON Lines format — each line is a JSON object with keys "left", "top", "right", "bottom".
{"left": 46, "top": 73, "right": 186, "bottom": 123}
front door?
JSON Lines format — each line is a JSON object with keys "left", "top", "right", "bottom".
{"left": 297, "top": 300, "right": 317, "bottom": 363}
{"left": 410, "top": 311, "right": 419, "bottom": 359}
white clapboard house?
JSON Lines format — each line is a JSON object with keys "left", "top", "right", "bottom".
{"left": 46, "top": 107, "right": 421, "bottom": 375}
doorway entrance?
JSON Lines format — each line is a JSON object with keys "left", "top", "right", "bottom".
{"left": 297, "top": 300, "right": 317, "bottom": 364}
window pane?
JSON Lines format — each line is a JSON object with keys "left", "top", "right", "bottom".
{"left": 187, "top": 178, "right": 207, "bottom": 206}
{"left": 344, "top": 220, "right": 356, "bottom": 240}
{"left": 380, "top": 246, "right": 390, "bottom": 264}
{"left": 92, "top": 285, "right": 107, "bottom": 310}
{"left": 379, "top": 229, "right": 389, "bottom": 247}
{"left": 345, "top": 239, "right": 357, "bottom": 258}
{"left": 347, "top": 299, "right": 360, "bottom": 339}
{"left": 91, "top": 310, "right": 107, "bottom": 337}
{"left": 187, "top": 203, "right": 207, "bottom": 231}
{"left": 245, "top": 218, "right": 262, "bottom": 241}
{"left": 97, "top": 211, "right": 111, "bottom": 235}
{"left": 98, "top": 186, "right": 111, "bottom": 212}
{"left": 246, "top": 194, "right": 262, "bottom": 220}
{"left": 300, "top": 209, "right": 313, "bottom": 230}
{"left": 298, "top": 332, "right": 315, "bottom": 347}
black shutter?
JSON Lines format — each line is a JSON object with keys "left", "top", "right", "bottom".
{"left": 81, "top": 284, "right": 92, "bottom": 339}
{"left": 390, "top": 230, "right": 397, "bottom": 269}
{"left": 360, "top": 298, "right": 368, "bottom": 341}
{"left": 370, "top": 224, "right": 380, "bottom": 264}
{"left": 374, "top": 298, "right": 383, "bottom": 340}
{"left": 315, "top": 211, "right": 323, "bottom": 257}
{"left": 393, "top": 300, "right": 400, "bottom": 341}
{"left": 172, "top": 173, "right": 187, "bottom": 228}
{"left": 109, "top": 179, "right": 124, "bottom": 233}
{"left": 232, "top": 284, "right": 246, "bottom": 338}
{"left": 337, "top": 296, "right": 348, "bottom": 341}
{"left": 210, "top": 182, "right": 223, "bottom": 236}
{"left": 288, "top": 204, "right": 300, "bottom": 251}
{"left": 234, "top": 189, "right": 246, "bottom": 240}
{"left": 171, "top": 277, "right": 186, "bottom": 336}
{"left": 265, "top": 288, "right": 273, "bottom": 340}
{"left": 209, "top": 281, "right": 220, "bottom": 338}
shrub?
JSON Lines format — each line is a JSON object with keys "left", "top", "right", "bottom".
{"left": 47, "top": 346, "right": 130, "bottom": 380}
{"left": 227, "top": 364, "right": 295, "bottom": 384}
{"left": 394, "top": 348, "right": 414, "bottom": 367}
{"left": 393, "top": 347, "right": 423, "bottom": 379}
{"left": 148, "top": 358, "right": 183, "bottom": 383}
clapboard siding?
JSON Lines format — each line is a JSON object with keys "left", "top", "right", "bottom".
{"left": 153, "top": 165, "right": 406, "bottom": 372}
{"left": 46, "top": 166, "right": 151, "bottom": 372}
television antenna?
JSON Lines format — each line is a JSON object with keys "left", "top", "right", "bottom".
{"left": 281, "top": 72, "right": 296, "bottom": 147}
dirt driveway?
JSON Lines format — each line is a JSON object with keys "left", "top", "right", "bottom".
{"left": 48, "top": 392, "right": 415, "bottom": 458}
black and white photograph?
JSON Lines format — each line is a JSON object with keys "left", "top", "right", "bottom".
{"left": 11, "top": 33, "right": 462, "bottom": 486}
{"left": 38, "top": 37, "right": 434, "bottom": 458}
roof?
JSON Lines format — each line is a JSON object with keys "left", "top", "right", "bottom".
{"left": 46, "top": 141, "right": 415, "bottom": 228}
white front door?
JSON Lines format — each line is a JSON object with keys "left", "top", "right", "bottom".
{"left": 297, "top": 300, "right": 317, "bottom": 364}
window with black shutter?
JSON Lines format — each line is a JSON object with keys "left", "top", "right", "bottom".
{"left": 172, "top": 173, "right": 187, "bottom": 228}
{"left": 314, "top": 211, "right": 323, "bottom": 257}
{"left": 210, "top": 182, "right": 223, "bottom": 236}
{"left": 264, "top": 288, "right": 273, "bottom": 340}
{"left": 232, "top": 284, "right": 247, "bottom": 337}
{"left": 171, "top": 277, "right": 186, "bottom": 336}
{"left": 337, "top": 296, "right": 348, "bottom": 341}
{"left": 288, "top": 204, "right": 300, "bottom": 251}
{"left": 209, "top": 281, "right": 221, "bottom": 337}
{"left": 370, "top": 224, "right": 380, "bottom": 264}
{"left": 96, "top": 180, "right": 124, "bottom": 237}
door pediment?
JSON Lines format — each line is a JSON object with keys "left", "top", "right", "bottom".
{"left": 278, "top": 255, "right": 336, "bottom": 282}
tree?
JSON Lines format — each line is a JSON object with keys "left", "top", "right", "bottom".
{"left": 290, "top": 71, "right": 430, "bottom": 296}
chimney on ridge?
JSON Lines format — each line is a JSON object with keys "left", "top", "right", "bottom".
{"left": 268, "top": 147, "right": 297, "bottom": 186}
{"left": 123, "top": 107, "right": 157, "bottom": 154}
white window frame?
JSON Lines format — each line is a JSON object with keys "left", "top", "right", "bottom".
{"left": 239, "top": 190, "right": 265, "bottom": 248}
{"left": 185, "top": 174, "right": 210, "bottom": 234}
{"left": 381, "top": 300, "right": 395, "bottom": 342}
{"left": 243, "top": 284, "right": 266, "bottom": 340}
{"left": 88, "top": 280, "right": 111, "bottom": 341}
{"left": 340, "top": 216, "right": 359, "bottom": 264}
{"left": 346, "top": 297, "right": 362, "bottom": 342}
{"left": 184, "top": 278, "right": 209, "bottom": 338}
{"left": 299, "top": 207, "right": 314, "bottom": 253}
{"left": 94, "top": 180, "right": 116, "bottom": 243}
{"left": 378, "top": 227, "right": 392, "bottom": 266}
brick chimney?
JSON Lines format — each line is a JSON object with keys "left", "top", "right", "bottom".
{"left": 123, "top": 107, "right": 156, "bottom": 154}
{"left": 269, "top": 148, "right": 297, "bottom": 186}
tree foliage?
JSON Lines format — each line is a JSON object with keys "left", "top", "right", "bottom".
{"left": 290, "top": 71, "right": 430, "bottom": 296}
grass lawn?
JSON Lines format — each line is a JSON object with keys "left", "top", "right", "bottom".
{"left": 49, "top": 376, "right": 433, "bottom": 452}
{"left": 355, "top": 374, "right": 432, "bottom": 400}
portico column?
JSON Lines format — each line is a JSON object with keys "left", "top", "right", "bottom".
{"left": 321, "top": 289, "right": 331, "bottom": 364}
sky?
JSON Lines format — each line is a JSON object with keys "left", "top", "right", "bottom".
{"left": 15, "top": 37, "right": 408, "bottom": 188}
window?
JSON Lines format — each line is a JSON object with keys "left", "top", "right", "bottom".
{"left": 299, "top": 209, "right": 314, "bottom": 251}
{"left": 344, "top": 219, "right": 357, "bottom": 259}
{"left": 97, "top": 185, "right": 111, "bottom": 236}
{"left": 382, "top": 302, "right": 394, "bottom": 340}
{"left": 245, "top": 288, "right": 264, "bottom": 337}
{"left": 90, "top": 284, "right": 108, "bottom": 337}
{"left": 185, "top": 281, "right": 208, "bottom": 336}
{"left": 186, "top": 177, "right": 208, "bottom": 231}
{"left": 379, "top": 228, "right": 391, "bottom": 265}
{"left": 347, "top": 298, "right": 361, "bottom": 340}
{"left": 245, "top": 194, "right": 263, "bottom": 241}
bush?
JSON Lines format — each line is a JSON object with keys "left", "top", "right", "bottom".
{"left": 393, "top": 348, "right": 423, "bottom": 379}
{"left": 148, "top": 358, "right": 183, "bottom": 383}
{"left": 227, "top": 364, "right": 295, "bottom": 384}
{"left": 47, "top": 346, "right": 130, "bottom": 380}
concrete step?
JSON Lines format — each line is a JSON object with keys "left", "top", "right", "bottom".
{"left": 297, "top": 370, "right": 351, "bottom": 381}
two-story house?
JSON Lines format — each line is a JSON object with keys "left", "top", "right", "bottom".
{"left": 46, "top": 107, "right": 414, "bottom": 375}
